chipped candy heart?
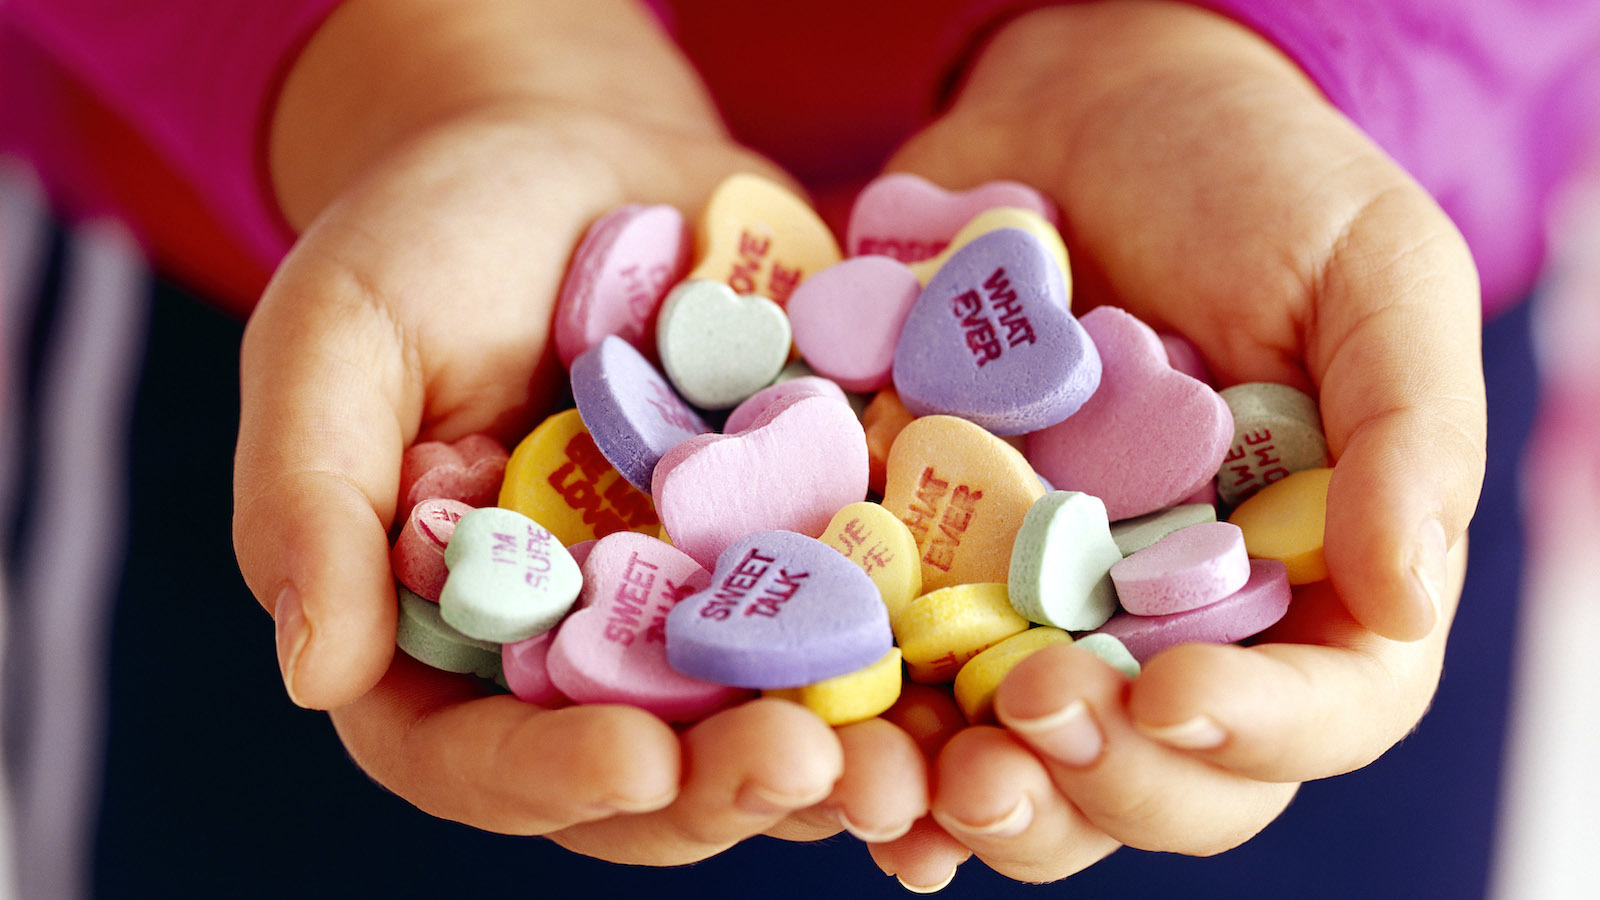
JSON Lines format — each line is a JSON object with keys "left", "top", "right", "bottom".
{"left": 656, "top": 279, "right": 792, "bottom": 409}
{"left": 687, "top": 172, "right": 841, "bottom": 307}
{"left": 440, "top": 507, "right": 582, "bottom": 643}
{"left": 1006, "top": 491, "right": 1123, "bottom": 630}
{"left": 397, "top": 433, "right": 508, "bottom": 524}
{"left": 1109, "top": 521, "right": 1251, "bottom": 615}
{"left": 893, "top": 228, "right": 1100, "bottom": 435}
{"left": 879, "top": 415, "right": 1045, "bottom": 592}
{"left": 847, "top": 172, "right": 1059, "bottom": 263}
{"left": 546, "top": 532, "right": 748, "bottom": 721}
{"left": 665, "top": 530, "right": 893, "bottom": 689}
{"left": 652, "top": 393, "right": 868, "bottom": 568}
{"left": 554, "top": 203, "right": 689, "bottom": 367}
{"left": 787, "top": 255, "right": 921, "bottom": 393}
{"left": 1027, "top": 306, "right": 1233, "bottom": 521}
{"left": 570, "top": 335, "right": 711, "bottom": 491}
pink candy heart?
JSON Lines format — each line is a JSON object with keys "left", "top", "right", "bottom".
{"left": 1026, "top": 307, "right": 1233, "bottom": 520}
{"left": 652, "top": 393, "right": 869, "bottom": 568}
{"left": 546, "top": 532, "right": 747, "bottom": 721}
{"left": 397, "top": 434, "right": 508, "bottom": 524}
{"left": 553, "top": 204, "right": 689, "bottom": 368}
{"left": 787, "top": 256, "right": 921, "bottom": 393}
{"left": 846, "top": 173, "right": 1059, "bottom": 262}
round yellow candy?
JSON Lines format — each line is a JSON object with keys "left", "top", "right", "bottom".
{"left": 953, "top": 627, "right": 1074, "bottom": 724}
{"left": 766, "top": 648, "right": 903, "bottom": 726}
{"left": 894, "top": 582, "right": 1031, "bottom": 684}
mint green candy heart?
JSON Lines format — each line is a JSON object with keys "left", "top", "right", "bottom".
{"left": 441, "top": 507, "right": 582, "bottom": 642}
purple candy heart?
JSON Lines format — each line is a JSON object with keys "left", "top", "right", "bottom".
{"left": 571, "top": 335, "right": 711, "bottom": 491}
{"left": 892, "top": 228, "right": 1100, "bottom": 435}
{"left": 665, "top": 530, "right": 893, "bottom": 688}
{"left": 1095, "top": 558, "right": 1291, "bottom": 663}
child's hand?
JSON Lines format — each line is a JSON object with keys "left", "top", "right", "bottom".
{"left": 230, "top": 0, "right": 926, "bottom": 862}
{"left": 866, "top": 0, "right": 1487, "bottom": 885}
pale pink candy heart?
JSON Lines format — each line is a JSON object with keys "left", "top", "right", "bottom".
{"left": 546, "top": 532, "right": 747, "bottom": 721}
{"left": 1109, "top": 521, "right": 1251, "bottom": 615}
{"left": 1026, "top": 307, "right": 1234, "bottom": 521}
{"left": 553, "top": 204, "right": 689, "bottom": 368}
{"left": 846, "top": 172, "right": 1059, "bottom": 262}
{"left": 501, "top": 631, "right": 570, "bottom": 708}
{"left": 1159, "top": 332, "right": 1212, "bottom": 385}
{"left": 397, "top": 434, "right": 508, "bottom": 524}
{"left": 787, "top": 256, "right": 922, "bottom": 393}
{"left": 652, "top": 393, "right": 869, "bottom": 568}
{"left": 722, "top": 375, "right": 849, "bottom": 434}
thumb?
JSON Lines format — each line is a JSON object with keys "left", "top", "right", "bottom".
{"left": 233, "top": 249, "right": 421, "bottom": 709}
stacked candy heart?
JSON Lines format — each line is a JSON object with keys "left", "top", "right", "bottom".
{"left": 390, "top": 172, "right": 1335, "bottom": 727}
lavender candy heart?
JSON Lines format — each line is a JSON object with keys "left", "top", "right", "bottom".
{"left": 892, "top": 228, "right": 1100, "bottom": 435}
{"left": 665, "top": 530, "right": 893, "bottom": 689}
{"left": 571, "top": 335, "right": 711, "bottom": 491}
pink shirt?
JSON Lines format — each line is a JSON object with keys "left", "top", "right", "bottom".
{"left": 3, "top": 0, "right": 1596, "bottom": 313}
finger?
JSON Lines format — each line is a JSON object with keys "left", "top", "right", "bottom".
{"left": 1125, "top": 537, "right": 1468, "bottom": 781}
{"left": 866, "top": 816, "right": 972, "bottom": 895}
{"left": 931, "top": 726, "right": 1122, "bottom": 883}
{"left": 770, "top": 716, "right": 929, "bottom": 844}
{"left": 997, "top": 644, "right": 1297, "bottom": 854}
{"left": 234, "top": 256, "right": 421, "bottom": 709}
{"left": 551, "top": 698, "right": 844, "bottom": 866}
{"left": 330, "top": 653, "right": 681, "bottom": 833}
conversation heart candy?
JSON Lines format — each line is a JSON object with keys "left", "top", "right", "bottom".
{"left": 500, "top": 409, "right": 660, "bottom": 546}
{"left": 1110, "top": 521, "right": 1251, "bottom": 615}
{"left": 687, "top": 173, "right": 841, "bottom": 307}
{"left": 546, "top": 532, "right": 748, "bottom": 721}
{"left": 893, "top": 228, "right": 1100, "bottom": 435}
{"left": 1007, "top": 491, "right": 1123, "bottom": 630}
{"left": 395, "top": 586, "right": 502, "bottom": 680}
{"left": 847, "top": 173, "right": 1059, "bottom": 262}
{"left": 787, "top": 255, "right": 921, "bottom": 393}
{"left": 1095, "top": 558, "right": 1292, "bottom": 663}
{"left": 722, "top": 374, "right": 849, "bottom": 435}
{"left": 656, "top": 279, "right": 792, "bottom": 409}
{"left": 1160, "top": 332, "right": 1211, "bottom": 384}
{"left": 570, "top": 335, "right": 711, "bottom": 491}
{"left": 1074, "top": 633, "right": 1142, "bottom": 679}
{"left": 390, "top": 497, "right": 474, "bottom": 601}
{"left": 1216, "top": 382, "right": 1329, "bottom": 507}
{"left": 1110, "top": 502, "right": 1219, "bottom": 556}
{"left": 501, "top": 631, "right": 569, "bottom": 708}
{"left": 863, "top": 387, "right": 916, "bottom": 496}
{"left": 907, "top": 207, "right": 1070, "bottom": 287}
{"left": 665, "top": 531, "right": 893, "bottom": 689}
{"left": 953, "top": 626, "right": 1074, "bottom": 723}
{"left": 553, "top": 203, "right": 689, "bottom": 367}
{"left": 1228, "top": 466, "right": 1332, "bottom": 584}
{"left": 440, "top": 507, "right": 582, "bottom": 643}
{"left": 818, "top": 501, "right": 923, "bottom": 623}
{"left": 1027, "top": 306, "right": 1234, "bottom": 521}
{"left": 880, "top": 415, "right": 1045, "bottom": 592}
{"left": 893, "top": 582, "right": 1032, "bottom": 683}
{"left": 652, "top": 393, "right": 868, "bottom": 568}
{"left": 764, "top": 647, "right": 903, "bottom": 726}
{"left": 397, "top": 433, "right": 508, "bottom": 524}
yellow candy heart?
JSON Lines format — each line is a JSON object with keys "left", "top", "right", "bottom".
{"left": 499, "top": 409, "right": 661, "bottom": 547}
{"left": 880, "top": 415, "right": 1046, "bottom": 592}
{"left": 819, "top": 501, "right": 923, "bottom": 624}
{"left": 688, "top": 173, "right": 842, "bottom": 307}
{"left": 1228, "top": 466, "right": 1332, "bottom": 584}
{"left": 894, "top": 582, "right": 1031, "bottom": 684}
{"left": 908, "top": 208, "right": 1070, "bottom": 298}
{"left": 953, "top": 626, "right": 1073, "bottom": 724}
{"left": 765, "top": 648, "right": 903, "bottom": 726}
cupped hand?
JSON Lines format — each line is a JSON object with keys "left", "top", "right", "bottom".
{"left": 869, "top": 0, "right": 1487, "bottom": 884}
{"left": 230, "top": 0, "right": 927, "bottom": 863}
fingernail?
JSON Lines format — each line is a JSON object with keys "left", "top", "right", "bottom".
{"left": 605, "top": 786, "right": 679, "bottom": 815}
{"left": 941, "top": 795, "right": 1033, "bottom": 838}
{"left": 273, "top": 584, "right": 308, "bottom": 707}
{"left": 1004, "top": 699, "right": 1103, "bottom": 767}
{"left": 1410, "top": 518, "right": 1447, "bottom": 635}
{"left": 897, "top": 868, "right": 956, "bottom": 894}
{"left": 838, "top": 809, "right": 914, "bottom": 843}
{"left": 1137, "top": 715, "right": 1227, "bottom": 750}
{"left": 737, "top": 782, "right": 832, "bottom": 817}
